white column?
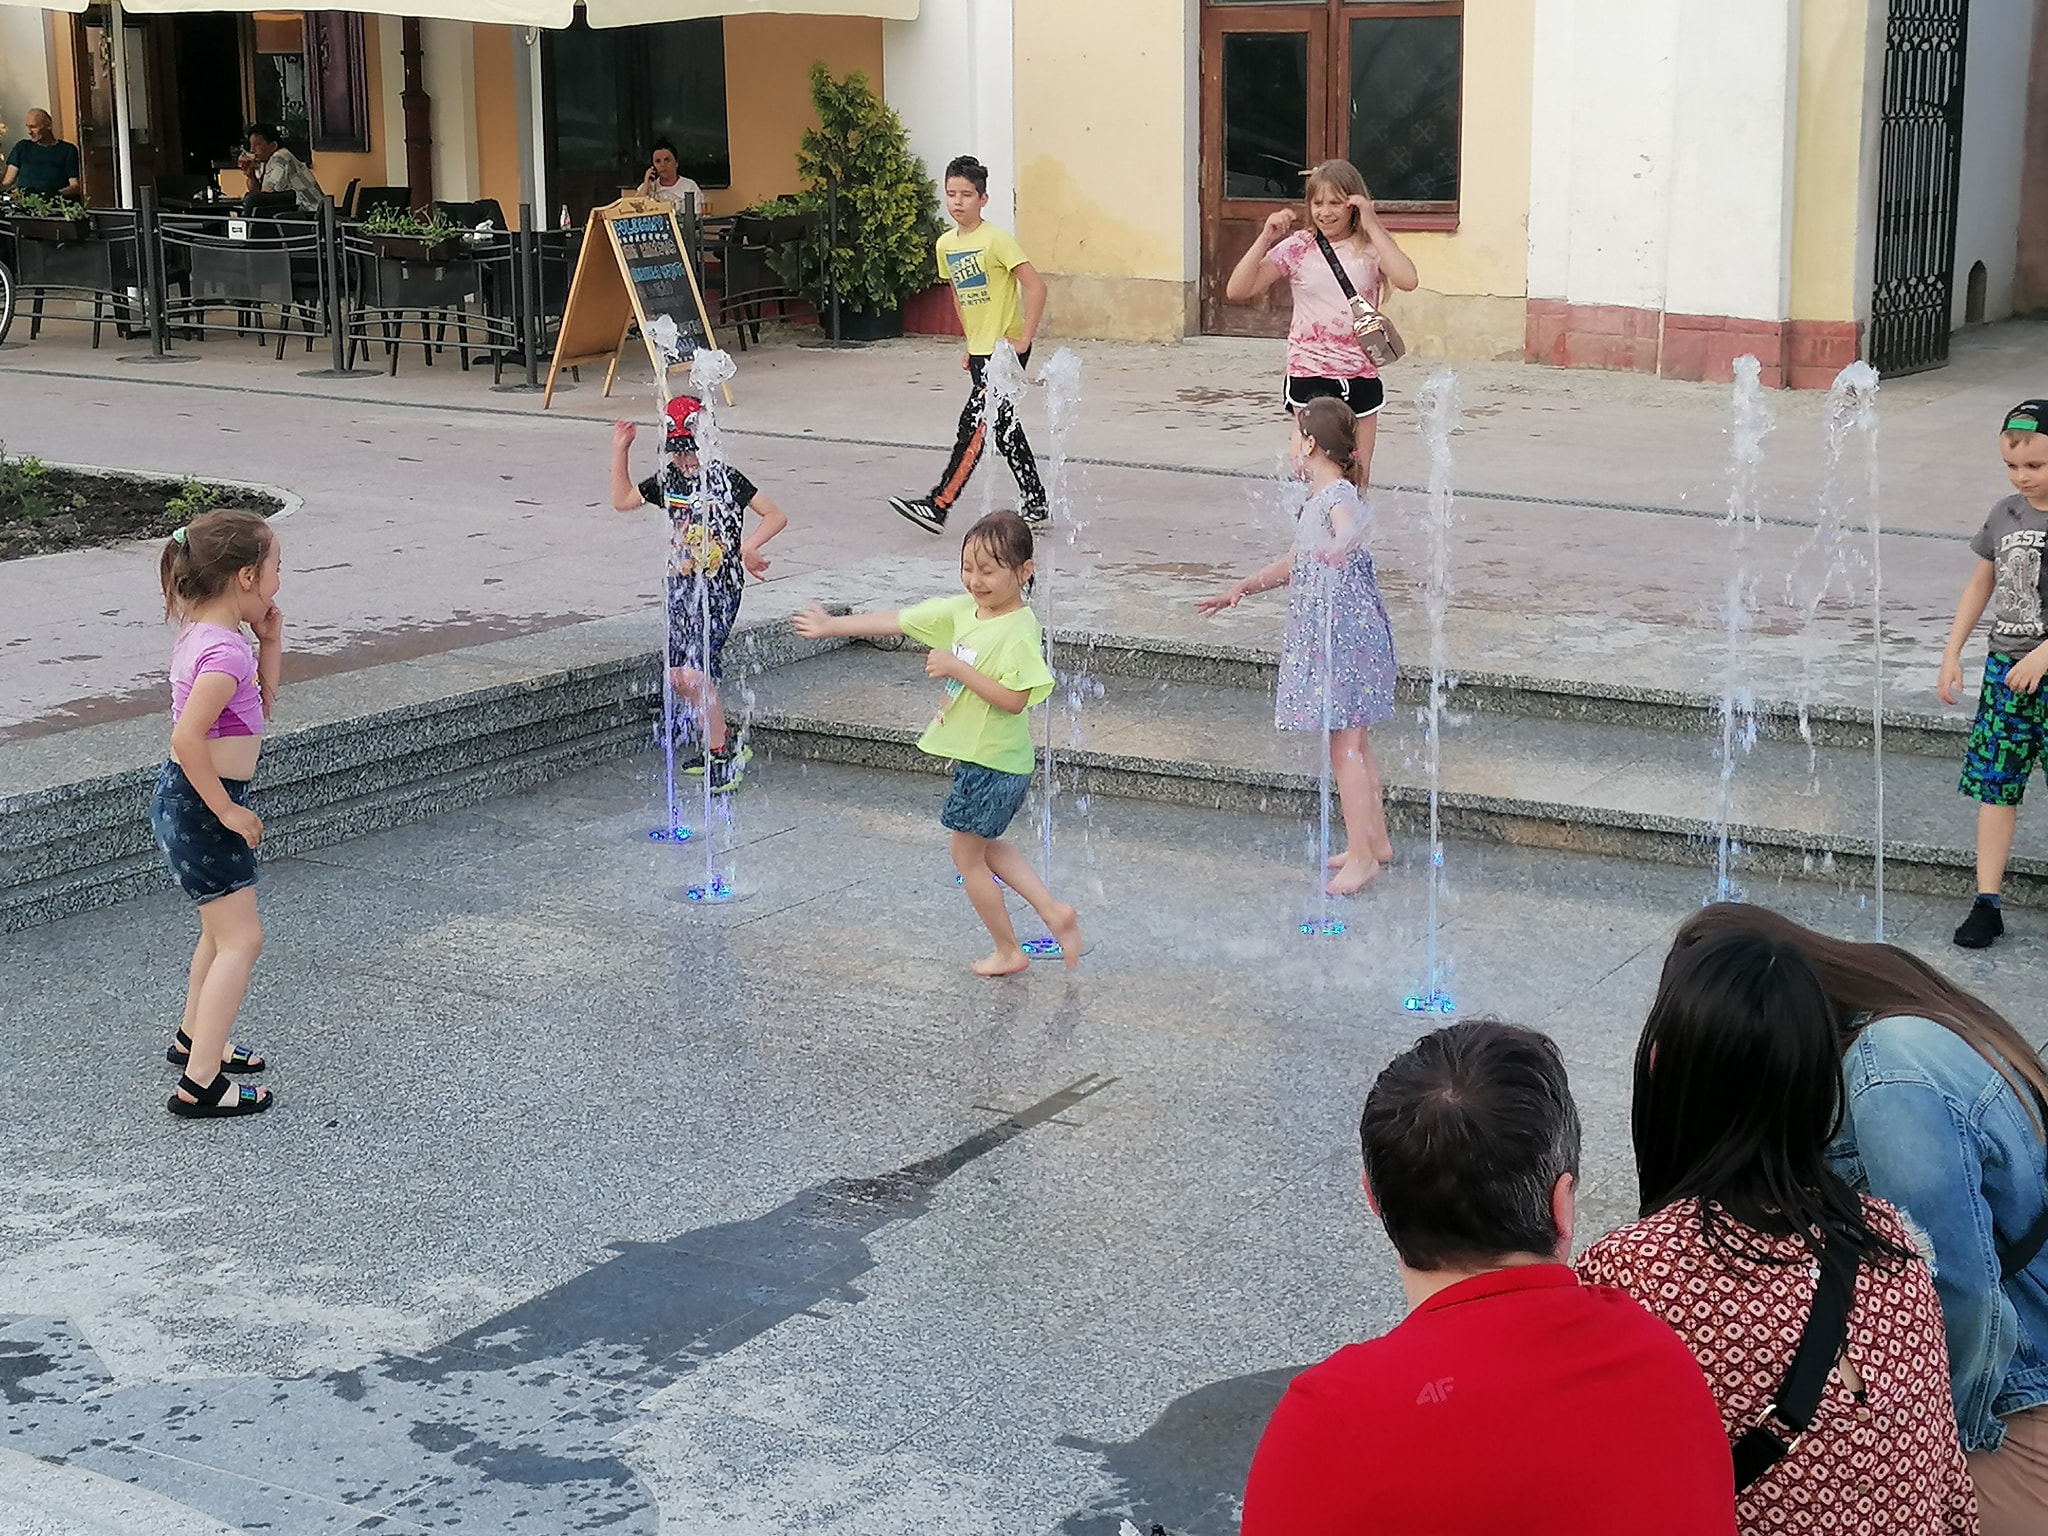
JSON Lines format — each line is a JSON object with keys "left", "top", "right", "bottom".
{"left": 378, "top": 17, "right": 407, "bottom": 187}
{"left": 108, "top": 0, "right": 135, "bottom": 209}
{"left": 1662, "top": 0, "right": 1801, "bottom": 320}
{"left": 884, "top": 0, "right": 1016, "bottom": 228}
{"left": 421, "top": 20, "right": 480, "bottom": 203}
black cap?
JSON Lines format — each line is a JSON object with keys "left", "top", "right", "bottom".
{"left": 2003, "top": 399, "right": 2048, "bottom": 434}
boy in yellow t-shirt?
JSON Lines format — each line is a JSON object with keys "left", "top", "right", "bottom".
{"left": 795, "top": 511, "right": 1083, "bottom": 976}
{"left": 890, "top": 155, "right": 1049, "bottom": 538}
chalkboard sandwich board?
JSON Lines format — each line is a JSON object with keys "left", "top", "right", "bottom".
{"left": 545, "top": 196, "right": 727, "bottom": 409}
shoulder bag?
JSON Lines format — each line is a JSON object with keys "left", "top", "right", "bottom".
{"left": 1730, "top": 1227, "right": 1859, "bottom": 1492}
{"left": 1314, "top": 230, "right": 1405, "bottom": 370}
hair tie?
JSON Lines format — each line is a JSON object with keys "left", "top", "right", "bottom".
{"left": 172, "top": 527, "right": 188, "bottom": 545}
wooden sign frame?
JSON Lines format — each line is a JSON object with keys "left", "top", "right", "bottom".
{"left": 543, "top": 196, "right": 729, "bottom": 409}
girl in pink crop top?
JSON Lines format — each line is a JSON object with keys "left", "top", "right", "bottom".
{"left": 170, "top": 623, "right": 267, "bottom": 737}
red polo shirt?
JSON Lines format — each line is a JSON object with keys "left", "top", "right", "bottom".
{"left": 1242, "top": 1264, "right": 1736, "bottom": 1535}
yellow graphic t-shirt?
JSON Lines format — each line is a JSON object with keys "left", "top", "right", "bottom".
{"left": 899, "top": 593, "right": 1055, "bottom": 775}
{"left": 936, "top": 222, "right": 1030, "bottom": 358}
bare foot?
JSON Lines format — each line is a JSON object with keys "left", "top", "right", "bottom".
{"left": 972, "top": 948, "right": 1030, "bottom": 977}
{"left": 1373, "top": 837, "right": 1395, "bottom": 863}
{"left": 1047, "top": 903, "right": 1085, "bottom": 970}
{"left": 1325, "top": 855, "right": 1381, "bottom": 896}
{"left": 1325, "top": 849, "right": 1353, "bottom": 869}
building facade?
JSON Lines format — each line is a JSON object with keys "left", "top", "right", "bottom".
{"left": 2, "top": 0, "right": 2044, "bottom": 382}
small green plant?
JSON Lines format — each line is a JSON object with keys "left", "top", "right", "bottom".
{"left": 165, "top": 477, "right": 220, "bottom": 521}
{"left": 764, "top": 65, "right": 941, "bottom": 316}
{"left": 359, "top": 203, "right": 461, "bottom": 242}
{"left": 14, "top": 191, "right": 86, "bottom": 219}
{"left": 0, "top": 443, "right": 57, "bottom": 522}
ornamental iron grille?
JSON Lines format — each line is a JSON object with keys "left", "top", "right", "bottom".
{"left": 1868, "top": 0, "right": 1969, "bottom": 377}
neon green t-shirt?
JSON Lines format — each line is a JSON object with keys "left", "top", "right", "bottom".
{"left": 899, "top": 593, "right": 1054, "bottom": 775}
{"left": 936, "top": 222, "right": 1030, "bottom": 357}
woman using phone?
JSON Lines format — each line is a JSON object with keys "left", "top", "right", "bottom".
{"left": 640, "top": 139, "right": 703, "bottom": 216}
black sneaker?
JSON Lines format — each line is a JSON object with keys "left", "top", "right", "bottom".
{"left": 1954, "top": 896, "right": 2005, "bottom": 949}
{"left": 890, "top": 496, "right": 947, "bottom": 535}
{"left": 706, "top": 741, "right": 751, "bottom": 794}
{"left": 1020, "top": 499, "right": 1050, "bottom": 526}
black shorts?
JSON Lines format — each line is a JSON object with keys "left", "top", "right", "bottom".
{"left": 665, "top": 574, "right": 743, "bottom": 682}
{"left": 149, "top": 759, "right": 258, "bottom": 904}
{"left": 1282, "top": 375, "right": 1385, "bottom": 417}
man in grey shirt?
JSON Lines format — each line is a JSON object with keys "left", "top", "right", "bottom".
{"left": 237, "top": 123, "right": 323, "bottom": 212}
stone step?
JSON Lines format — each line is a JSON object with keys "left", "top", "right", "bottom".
{"left": 1050, "top": 630, "right": 1966, "bottom": 757}
{"left": 749, "top": 642, "right": 2047, "bottom": 901}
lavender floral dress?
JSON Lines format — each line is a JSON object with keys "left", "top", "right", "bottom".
{"left": 1274, "top": 481, "right": 1396, "bottom": 732}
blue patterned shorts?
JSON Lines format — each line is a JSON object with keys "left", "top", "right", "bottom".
{"left": 1960, "top": 652, "right": 2048, "bottom": 806}
{"left": 940, "top": 762, "right": 1032, "bottom": 840}
{"left": 149, "top": 760, "right": 257, "bottom": 904}
{"left": 666, "top": 574, "right": 743, "bottom": 682}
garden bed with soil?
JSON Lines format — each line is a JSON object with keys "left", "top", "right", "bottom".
{"left": 0, "top": 459, "right": 285, "bottom": 561}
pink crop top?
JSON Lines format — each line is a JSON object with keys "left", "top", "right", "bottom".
{"left": 170, "top": 622, "right": 265, "bottom": 739}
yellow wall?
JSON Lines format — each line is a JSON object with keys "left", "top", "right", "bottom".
{"left": 310, "top": 15, "right": 387, "bottom": 207}
{"left": 471, "top": 24, "right": 522, "bottom": 219}
{"left": 1788, "top": 0, "right": 1872, "bottom": 322}
{"left": 1014, "top": 0, "right": 1188, "bottom": 338}
{"left": 722, "top": 15, "right": 885, "bottom": 213}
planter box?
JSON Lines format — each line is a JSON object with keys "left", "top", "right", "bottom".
{"left": 836, "top": 303, "right": 904, "bottom": 342}
{"left": 370, "top": 233, "right": 463, "bottom": 263}
{"left": 16, "top": 215, "right": 90, "bottom": 244}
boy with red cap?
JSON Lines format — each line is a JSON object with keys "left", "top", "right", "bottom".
{"left": 610, "top": 396, "right": 788, "bottom": 790}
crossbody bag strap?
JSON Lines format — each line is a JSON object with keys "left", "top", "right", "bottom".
{"left": 1730, "top": 1229, "right": 1859, "bottom": 1493}
{"left": 1998, "top": 1080, "right": 2048, "bottom": 1280}
{"left": 1314, "top": 230, "right": 1369, "bottom": 308}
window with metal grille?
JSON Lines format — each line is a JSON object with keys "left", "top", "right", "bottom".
{"left": 1348, "top": 11, "right": 1461, "bottom": 211}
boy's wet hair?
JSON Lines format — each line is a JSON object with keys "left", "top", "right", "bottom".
{"left": 961, "top": 510, "right": 1034, "bottom": 587}
{"left": 160, "top": 508, "right": 273, "bottom": 620}
{"left": 945, "top": 155, "right": 989, "bottom": 196}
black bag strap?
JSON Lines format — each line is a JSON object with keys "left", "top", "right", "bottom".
{"left": 1730, "top": 1228, "right": 1859, "bottom": 1492}
{"left": 1998, "top": 1079, "right": 2048, "bottom": 1280}
{"left": 1314, "top": 230, "right": 1367, "bottom": 307}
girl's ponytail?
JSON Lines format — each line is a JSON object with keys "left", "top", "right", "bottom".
{"left": 160, "top": 509, "right": 273, "bottom": 620}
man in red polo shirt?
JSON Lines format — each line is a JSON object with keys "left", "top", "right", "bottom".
{"left": 1243, "top": 1020, "right": 1736, "bottom": 1535}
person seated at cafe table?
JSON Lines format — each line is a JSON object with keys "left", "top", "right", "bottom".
{"left": 237, "top": 123, "right": 323, "bottom": 213}
{"left": 639, "top": 140, "right": 703, "bottom": 217}
{"left": 3, "top": 109, "right": 83, "bottom": 200}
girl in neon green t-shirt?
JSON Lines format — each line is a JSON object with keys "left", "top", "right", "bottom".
{"left": 795, "top": 512, "right": 1084, "bottom": 975}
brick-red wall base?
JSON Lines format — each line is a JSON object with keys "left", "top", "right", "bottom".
{"left": 1524, "top": 299, "right": 1861, "bottom": 389}
{"left": 904, "top": 283, "right": 964, "bottom": 337}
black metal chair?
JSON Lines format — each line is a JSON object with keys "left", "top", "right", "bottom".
{"left": 339, "top": 178, "right": 361, "bottom": 220}
{"left": 354, "top": 186, "right": 411, "bottom": 219}
{"left": 717, "top": 210, "right": 817, "bottom": 349}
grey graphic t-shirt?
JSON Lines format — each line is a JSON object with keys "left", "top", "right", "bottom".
{"left": 1971, "top": 494, "right": 2048, "bottom": 654}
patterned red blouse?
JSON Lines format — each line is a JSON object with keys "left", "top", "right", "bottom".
{"left": 1577, "top": 1197, "right": 1975, "bottom": 1536}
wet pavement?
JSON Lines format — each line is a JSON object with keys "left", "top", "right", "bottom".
{"left": 3, "top": 757, "right": 2043, "bottom": 1533}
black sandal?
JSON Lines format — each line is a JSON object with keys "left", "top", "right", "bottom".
{"left": 166, "top": 1030, "right": 266, "bottom": 1073}
{"left": 167, "top": 1072, "right": 272, "bottom": 1119}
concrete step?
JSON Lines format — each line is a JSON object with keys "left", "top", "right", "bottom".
{"left": 1053, "top": 630, "right": 1965, "bottom": 758}
{"left": 750, "top": 640, "right": 2046, "bottom": 901}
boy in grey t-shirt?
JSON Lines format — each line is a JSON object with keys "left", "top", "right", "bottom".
{"left": 1939, "top": 398, "right": 2048, "bottom": 947}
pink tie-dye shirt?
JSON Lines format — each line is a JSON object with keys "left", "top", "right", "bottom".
{"left": 1267, "top": 230, "right": 1382, "bottom": 381}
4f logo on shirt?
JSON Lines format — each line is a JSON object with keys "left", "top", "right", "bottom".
{"left": 946, "top": 249, "right": 990, "bottom": 304}
{"left": 1414, "top": 1376, "right": 1454, "bottom": 1405}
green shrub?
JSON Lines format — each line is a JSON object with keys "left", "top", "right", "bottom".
{"left": 765, "top": 65, "right": 941, "bottom": 315}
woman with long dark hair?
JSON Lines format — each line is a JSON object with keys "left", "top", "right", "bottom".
{"left": 1669, "top": 903, "right": 2048, "bottom": 1534}
{"left": 1578, "top": 924, "right": 1974, "bottom": 1533}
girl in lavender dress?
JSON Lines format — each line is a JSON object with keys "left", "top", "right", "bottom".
{"left": 1199, "top": 397, "right": 1397, "bottom": 895}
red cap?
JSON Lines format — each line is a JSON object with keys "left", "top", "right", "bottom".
{"left": 663, "top": 396, "right": 703, "bottom": 448}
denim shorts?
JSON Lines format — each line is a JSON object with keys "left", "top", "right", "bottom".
{"left": 149, "top": 759, "right": 258, "bottom": 904}
{"left": 940, "top": 761, "right": 1032, "bottom": 840}
{"left": 1960, "top": 652, "right": 2048, "bottom": 806}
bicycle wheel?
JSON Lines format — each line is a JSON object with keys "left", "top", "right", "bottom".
{"left": 0, "top": 258, "right": 14, "bottom": 348}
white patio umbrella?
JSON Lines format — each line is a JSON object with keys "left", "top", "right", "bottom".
{"left": 582, "top": 0, "right": 916, "bottom": 22}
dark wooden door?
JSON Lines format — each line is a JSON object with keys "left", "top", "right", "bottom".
{"left": 1199, "top": 4, "right": 1329, "bottom": 337}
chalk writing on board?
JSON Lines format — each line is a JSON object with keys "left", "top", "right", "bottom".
{"left": 610, "top": 213, "right": 706, "bottom": 360}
